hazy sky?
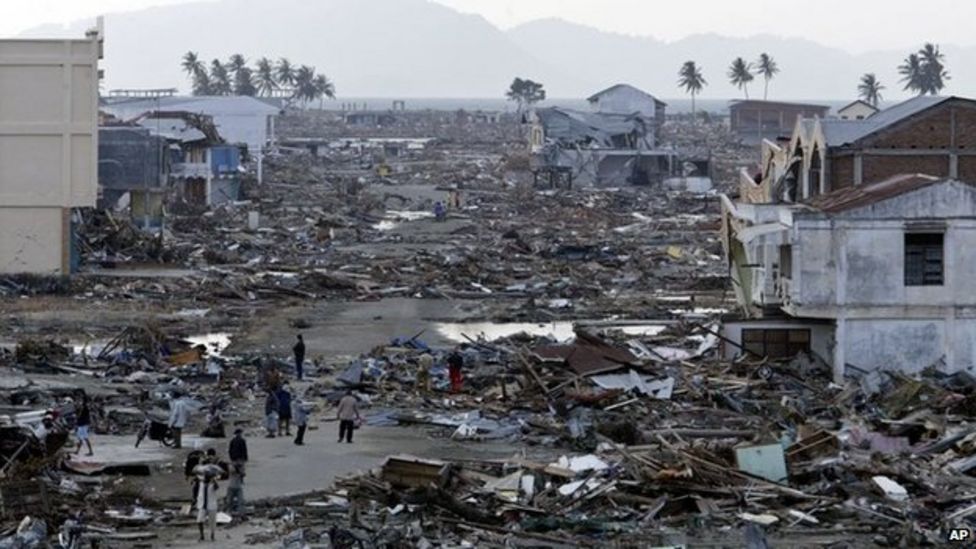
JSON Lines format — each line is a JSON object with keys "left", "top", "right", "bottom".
{"left": 2, "top": 0, "right": 971, "bottom": 53}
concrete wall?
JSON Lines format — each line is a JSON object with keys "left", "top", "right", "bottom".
{"left": 0, "top": 26, "right": 101, "bottom": 274}
{"left": 845, "top": 317, "right": 976, "bottom": 374}
{"left": 0, "top": 208, "right": 67, "bottom": 274}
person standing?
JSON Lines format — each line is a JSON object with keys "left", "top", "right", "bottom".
{"left": 264, "top": 390, "right": 279, "bottom": 438}
{"left": 293, "top": 334, "right": 306, "bottom": 381}
{"left": 228, "top": 428, "right": 248, "bottom": 466}
{"left": 336, "top": 390, "right": 360, "bottom": 444}
{"left": 417, "top": 353, "right": 433, "bottom": 394}
{"left": 168, "top": 393, "right": 190, "bottom": 449}
{"left": 74, "top": 396, "right": 94, "bottom": 456}
{"left": 293, "top": 397, "right": 310, "bottom": 446}
{"left": 447, "top": 349, "right": 464, "bottom": 393}
{"left": 225, "top": 462, "right": 245, "bottom": 514}
{"left": 195, "top": 472, "right": 219, "bottom": 542}
{"left": 277, "top": 384, "right": 293, "bottom": 437}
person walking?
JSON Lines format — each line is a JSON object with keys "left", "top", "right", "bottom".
{"left": 277, "top": 384, "right": 293, "bottom": 437}
{"left": 336, "top": 390, "right": 360, "bottom": 444}
{"left": 293, "top": 334, "right": 306, "bottom": 381}
{"left": 293, "top": 397, "right": 310, "bottom": 445}
{"left": 168, "top": 393, "right": 191, "bottom": 449}
{"left": 264, "top": 390, "right": 279, "bottom": 438}
{"left": 447, "top": 349, "right": 464, "bottom": 393}
{"left": 194, "top": 471, "right": 219, "bottom": 542}
{"left": 74, "top": 396, "right": 94, "bottom": 456}
{"left": 228, "top": 428, "right": 248, "bottom": 466}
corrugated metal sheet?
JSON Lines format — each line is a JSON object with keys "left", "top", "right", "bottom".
{"left": 820, "top": 95, "right": 950, "bottom": 146}
{"left": 804, "top": 174, "right": 942, "bottom": 213}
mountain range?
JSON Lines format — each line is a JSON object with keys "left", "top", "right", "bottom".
{"left": 19, "top": 0, "right": 976, "bottom": 101}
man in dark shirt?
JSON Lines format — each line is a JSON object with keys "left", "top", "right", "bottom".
{"left": 228, "top": 429, "right": 248, "bottom": 466}
{"left": 447, "top": 349, "right": 464, "bottom": 393}
{"left": 293, "top": 334, "right": 306, "bottom": 381}
{"left": 74, "top": 396, "right": 94, "bottom": 456}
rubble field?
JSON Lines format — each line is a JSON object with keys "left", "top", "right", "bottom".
{"left": 4, "top": 116, "right": 964, "bottom": 548}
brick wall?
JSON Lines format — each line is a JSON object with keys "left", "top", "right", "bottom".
{"left": 958, "top": 156, "right": 976, "bottom": 182}
{"left": 862, "top": 154, "right": 950, "bottom": 183}
{"left": 829, "top": 155, "right": 854, "bottom": 189}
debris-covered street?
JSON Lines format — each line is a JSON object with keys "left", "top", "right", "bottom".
{"left": 5, "top": 4, "right": 976, "bottom": 548}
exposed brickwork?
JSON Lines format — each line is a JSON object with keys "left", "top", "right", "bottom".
{"left": 862, "top": 154, "right": 949, "bottom": 184}
{"left": 862, "top": 108, "right": 952, "bottom": 149}
{"left": 829, "top": 155, "right": 854, "bottom": 189}
{"left": 958, "top": 156, "right": 976, "bottom": 182}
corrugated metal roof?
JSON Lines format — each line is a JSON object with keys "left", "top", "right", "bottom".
{"left": 804, "top": 173, "right": 942, "bottom": 213}
{"left": 586, "top": 83, "right": 666, "bottom": 106}
{"left": 820, "top": 95, "right": 949, "bottom": 146}
{"left": 729, "top": 99, "right": 830, "bottom": 110}
{"left": 536, "top": 107, "right": 647, "bottom": 146}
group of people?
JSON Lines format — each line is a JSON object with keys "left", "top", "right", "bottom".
{"left": 186, "top": 435, "right": 248, "bottom": 542}
{"left": 263, "top": 382, "right": 312, "bottom": 445}
{"left": 414, "top": 348, "right": 465, "bottom": 393}
{"left": 433, "top": 189, "right": 462, "bottom": 222}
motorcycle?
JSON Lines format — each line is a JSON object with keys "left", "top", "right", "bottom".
{"left": 134, "top": 411, "right": 176, "bottom": 448}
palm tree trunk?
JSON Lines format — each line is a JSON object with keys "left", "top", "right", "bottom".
{"left": 744, "top": 86, "right": 749, "bottom": 100}
{"left": 691, "top": 93, "right": 696, "bottom": 122}
{"left": 764, "top": 78, "right": 769, "bottom": 101}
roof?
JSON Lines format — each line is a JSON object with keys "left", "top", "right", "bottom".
{"left": 531, "top": 330, "right": 638, "bottom": 376}
{"left": 102, "top": 95, "right": 281, "bottom": 117}
{"left": 587, "top": 84, "right": 666, "bottom": 107}
{"left": 820, "top": 95, "right": 951, "bottom": 146}
{"left": 137, "top": 118, "right": 207, "bottom": 143}
{"left": 535, "top": 107, "right": 647, "bottom": 146}
{"left": 804, "top": 173, "right": 942, "bottom": 213}
{"left": 837, "top": 99, "right": 880, "bottom": 114}
{"left": 729, "top": 99, "right": 830, "bottom": 111}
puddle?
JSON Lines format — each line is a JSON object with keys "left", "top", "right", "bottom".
{"left": 373, "top": 210, "right": 435, "bottom": 231}
{"left": 434, "top": 321, "right": 667, "bottom": 343}
{"left": 184, "top": 332, "right": 233, "bottom": 357}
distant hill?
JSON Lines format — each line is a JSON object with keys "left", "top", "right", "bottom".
{"left": 19, "top": 0, "right": 976, "bottom": 101}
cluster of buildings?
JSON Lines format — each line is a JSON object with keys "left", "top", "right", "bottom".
{"left": 722, "top": 95, "right": 976, "bottom": 381}
{"left": 0, "top": 23, "right": 280, "bottom": 274}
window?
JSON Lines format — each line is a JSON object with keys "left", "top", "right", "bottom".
{"left": 779, "top": 245, "right": 792, "bottom": 279}
{"left": 742, "top": 329, "right": 811, "bottom": 358}
{"left": 904, "top": 233, "right": 944, "bottom": 286}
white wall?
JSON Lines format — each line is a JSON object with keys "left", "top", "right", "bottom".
{"left": 0, "top": 27, "right": 100, "bottom": 274}
{"left": 0, "top": 208, "right": 66, "bottom": 274}
{"left": 590, "top": 86, "right": 657, "bottom": 118}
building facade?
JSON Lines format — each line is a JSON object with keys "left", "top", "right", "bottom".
{"left": 0, "top": 22, "right": 102, "bottom": 274}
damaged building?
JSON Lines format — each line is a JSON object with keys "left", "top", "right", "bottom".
{"left": 722, "top": 95, "right": 976, "bottom": 382}
{"left": 100, "top": 95, "right": 279, "bottom": 183}
{"left": 527, "top": 84, "right": 678, "bottom": 188}
{"left": 0, "top": 22, "right": 103, "bottom": 275}
{"left": 729, "top": 99, "right": 830, "bottom": 144}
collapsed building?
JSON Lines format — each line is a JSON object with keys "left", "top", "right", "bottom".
{"left": 722, "top": 95, "right": 976, "bottom": 382}
{"left": 0, "top": 21, "right": 103, "bottom": 275}
{"left": 100, "top": 95, "right": 279, "bottom": 183}
{"left": 526, "top": 84, "right": 683, "bottom": 188}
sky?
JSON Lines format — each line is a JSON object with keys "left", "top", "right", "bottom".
{"left": 2, "top": 0, "right": 973, "bottom": 54}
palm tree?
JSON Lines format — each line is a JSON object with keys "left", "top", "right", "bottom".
{"left": 293, "top": 65, "right": 317, "bottom": 106}
{"left": 255, "top": 57, "right": 277, "bottom": 97}
{"left": 190, "top": 70, "right": 212, "bottom": 96}
{"left": 182, "top": 51, "right": 203, "bottom": 76}
{"left": 312, "top": 74, "right": 336, "bottom": 109}
{"left": 857, "top": 73, "right": 884, "bottom": 107}
{"left": 209, "top": 59, "right": 232, "bottom": 95}
{"left": 227, "top": 54, "right": 247, "bottom": 77}
{"left": 756, "top": 53, "right": 779, "bottom": 100}
{"left": 899, "top": 53, "right": 925, "bottom": 95}
{"left": 728, "top": 57, "right": 754, "bottom": 99}
{"left": 919, "top": 42, "right": 949, "bottom": 95}
{"left": 276, "top": 58, "right": 296, "bottom": 89}
{"left": 234, "top": 67, "right": 257, "bottom": 96}
{"left": 677, "top": 61, "right": 706, "bottom": 119}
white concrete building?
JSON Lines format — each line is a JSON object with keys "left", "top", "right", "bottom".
{"left": 101, "top": 96, "right": 280, "bottom": 182}
{"left": 0, "top": 21, "right": 103, "bottom": 274}
{"left": 587, "top": 84, "right": 665, "bottom": 119}
{"left": 837, "top": 100, "right": 879, "bottom": 120}
{"left": 722, "top": 174, "right": 976, "bottom": 382}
